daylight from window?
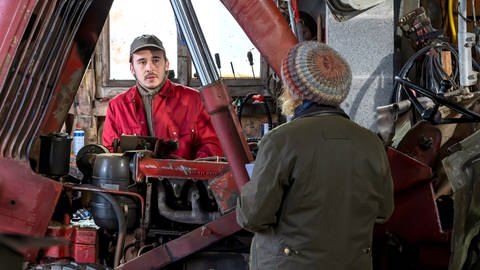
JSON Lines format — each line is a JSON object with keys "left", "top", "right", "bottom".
{"left": 109, "top": 0, "right": 260, "bottom": 80}
{"left": 109, "top": 0, "right": 177, "bottom": 80}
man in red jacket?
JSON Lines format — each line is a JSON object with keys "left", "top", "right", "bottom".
{"left": 102, "top": 34, "right": 223, "bottom": 159}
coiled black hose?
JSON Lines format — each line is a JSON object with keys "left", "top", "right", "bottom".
{"left": 393, "top": 42, "right": 460, "bottom": 103}
{"left": 237, "top": 93, "right": 273, "bottom": 131}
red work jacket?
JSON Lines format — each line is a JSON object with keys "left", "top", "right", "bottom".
{"left": 102, "top": 80, "right": 224, "bottom": 159}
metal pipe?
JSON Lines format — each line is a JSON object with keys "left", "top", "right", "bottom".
{"left": 70, "top": 184, "right": 145, "bottom": 220}
{"left": 458, "top": 0, "right": 477, "bottom": 87}
{"left": 157, "top": 183, "right": 220, "bottom": 224}
{"left": 71, "top": 184, "right": 141, "bottom": 267}
{"left": 169, "top": 0, "right": 219, "bottom": 84}
{"left": 85, "top": 187, "right": 126, "bottom": 268}
{"left": 201, "top": 81, "right": 252, "bottom": 188}
{"left": 169, "top": 0, "right": 252, "bottom": 188}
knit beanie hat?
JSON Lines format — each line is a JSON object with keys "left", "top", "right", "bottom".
{"left": 281, "top": 41, "right": 352, "bottom": 106}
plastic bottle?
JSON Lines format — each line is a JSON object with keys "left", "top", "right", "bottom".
{"left": 260, "top": 122, "right": 270, "bottom": 137}
{"left": 72, "top": 126, "right": 85, "bottom": 155}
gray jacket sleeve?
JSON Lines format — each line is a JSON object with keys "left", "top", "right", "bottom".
{"left": 236, "top": 136, "right": 289, "bottom": 232}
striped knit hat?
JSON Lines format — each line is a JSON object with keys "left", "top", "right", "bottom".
{"left": 281, "top": 41, "right": 352, "bottom": 106}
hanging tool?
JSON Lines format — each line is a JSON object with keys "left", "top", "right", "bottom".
{"left": 247, "top": 51, "right": 255, "bottom": 78}
{"left": 230, "top": 61, "right": 236, "bottom": 79}
{"left": 215, "top": 53, "right": 222, "bottom": 78}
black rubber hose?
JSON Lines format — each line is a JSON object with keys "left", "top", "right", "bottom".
{"left": 237, "top": 93, "right": 256, "bottom": 122}
{"left": 394, "top": 42, "right": 460, "bottom": 103}
{"left": 84, "top": 185, "right": 126, "bottom": 268}
{"left": 394, "top": 44, "right": 433, "bottom": 102}
{"left": 238, "top": 93, "right": 273, "bottom": 131}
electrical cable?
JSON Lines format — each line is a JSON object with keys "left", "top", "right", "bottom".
{"left": 395, "top": 76, "right": 480, "bottom": 122}
{"left": 394, "top": 3, "right": 480, "bottom": 126}
{"left": 449, "top": 0, "right": 457, "bottom": 43}
{"left": 237, "top": 93, "right": 273, "bottom": 131}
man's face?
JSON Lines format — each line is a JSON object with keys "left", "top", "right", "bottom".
{"left": 130, "top": 48, "right": 169, "bottom": 89}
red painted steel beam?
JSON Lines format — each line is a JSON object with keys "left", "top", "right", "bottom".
{"left": 384, "top": 147, "right": 449, "bottom": 243}
{"left": 385, "top": 182, "right": 450, "bottom": 243}
{"left": 387, "top": 147, "right": 433, "bottom": 193}
{"left": 0, "top": 159, "right": 63, "bottom": 261}
{"left": 41, "top": 0, "right": 113, "bottom": 134}
{"left": 201, "top": 80, "right": 253, "bottom": 188}
{"left": 137, "top": 157, "right": 230, "bottom": 180}
{"left": 220, "top": 0, "right": 298, "bottom": 76}
{"left": 204, "top": 0, "right": 298, "bottom": 189}
{"left": 0, "top": 0, "right": 37, "bottom": 87}
{"left": 116, "top": 210, "right": 242, "bottom": 270}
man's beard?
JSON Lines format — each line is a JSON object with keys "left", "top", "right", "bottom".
{"left": 135, "top": 73, "right": 166, "bottom": 95}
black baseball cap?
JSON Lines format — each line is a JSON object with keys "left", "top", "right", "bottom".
{"left": 129, "top": 34, "right": 165, "bottom": 56}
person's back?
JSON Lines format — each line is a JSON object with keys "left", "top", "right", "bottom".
{"left": 255, "top": 113, "right": 392, "bottom": 269}
{"left": 236, "top": 41, "right": 394, "bottom": 270}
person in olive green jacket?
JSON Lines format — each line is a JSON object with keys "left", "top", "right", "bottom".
{"left": 236, "top": 41, "right": 394, "bottom": 270}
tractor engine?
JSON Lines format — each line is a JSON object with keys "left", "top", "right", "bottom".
{"left": 65, "top": 138, "right": 247, "bottom": 269}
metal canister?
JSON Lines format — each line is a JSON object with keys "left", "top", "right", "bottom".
{"left": 90, "top": 154, "right": 137, "bottom": 230}
{"left": 39, "top": 133, "right": 72, "bottom": 177}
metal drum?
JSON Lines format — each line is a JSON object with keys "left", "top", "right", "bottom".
{"left": 90, "top": 153, "right": 137, "bottom": 230}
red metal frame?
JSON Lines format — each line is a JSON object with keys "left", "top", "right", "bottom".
{"left": 43, "top": 225, "right": 97, "bottom": 264}
{"left": 200, "top": 80, "right": 253, "bottom": 188}
{"left": 136, "top": 156, "right": 240, "bottom": 211}
{"left": 220, "top": 0, "right": 298, "bottom": 76}
{"left": 209, "top": 170, "right": 239, "bottom": 213}
{"left": 136, "top": 157, "right": 230, "bottom": 181}
{"left": 387, "top": 147, "right": 433, "bottom": 193}
{"left": 0, "top": 1, "right": 454, "bottom": 269}
{"left": 0, "top": 0, "right": 112, "bottom": 262}
{"left": 117, "top": 210, "right": 241, "bottom": 270}
{"left": 136, "top": 157, "right": 239, "bottom": 213}
{"left": 0, "top": 159, "right": 63, "bottom": 261}
{"left": 40, "top": 0, "right": 114, "bottom": 134}
{"left": 0, "top": 0, "right": 37, "bottom": 86}
{"left": 385, "top": 148, "right": 448, "bottom": 241}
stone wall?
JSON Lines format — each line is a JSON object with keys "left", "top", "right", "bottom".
{"left": 327, "top": 0, "right": 395, "bottom": 132}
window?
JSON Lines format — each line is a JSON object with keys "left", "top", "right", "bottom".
{"left": 108, "top": 0, "right": 177, "bottom": 81}
{"left": 192, "top": 0, "right": 260, "bottom": 78}
{"left": 106, "top": 0, "right": 260, "bottom": 82}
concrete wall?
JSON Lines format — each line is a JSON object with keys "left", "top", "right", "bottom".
{"left": 327, "top": 0, "right": 394, "bottom": 132}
